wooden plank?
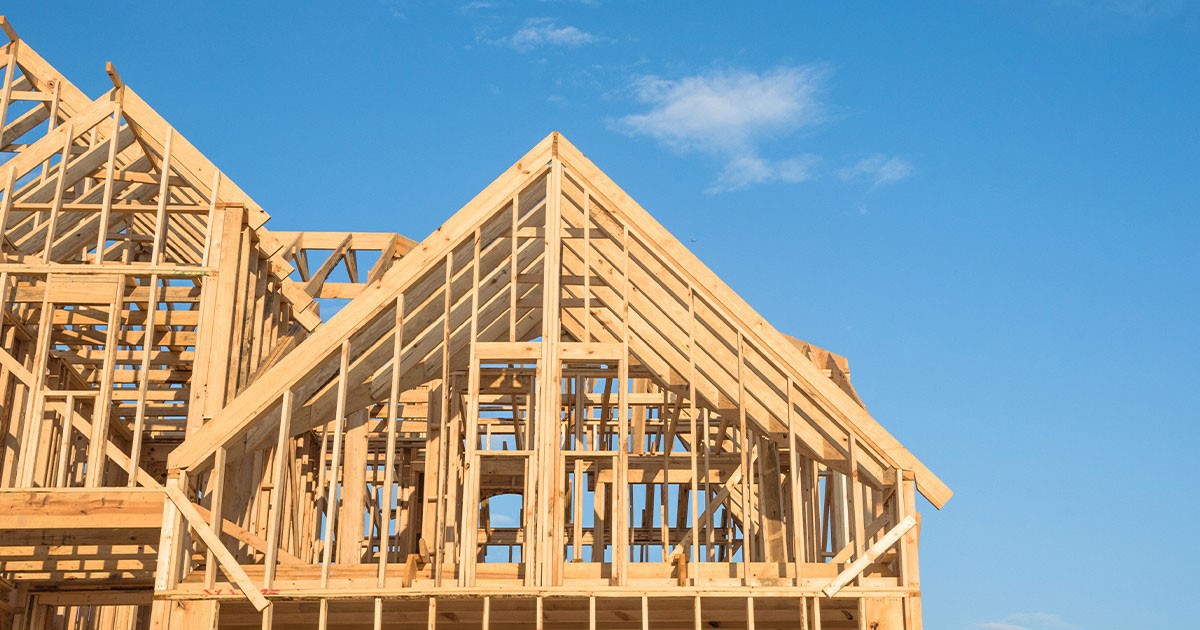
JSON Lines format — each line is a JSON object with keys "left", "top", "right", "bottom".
{"left": 203, "top": 447, "right": 226, "bottom": 589}
{"left": 377, "top": 295, "right": 404, "bottom": 588}
{"left": 321, "top": 341, "right": 350, "bottom": 584}
{"left": 475, "top": 341, "right": 541, "bottom": 360}
{"left": 0, "top": 488, "right": 164, "bottom": 530}
{"left": 83, "top": 277, "right": 124, "bottom": 487}
{"left": 338, "top": 408, "right": 369, "bottom": 563}
{"left": 0, "top": 345, "right": 32, "bottom": 385}
{"left": 269, "top": 231, "right": 415, "bottom": 251}
{"left": 558, "top": 342, "right": 621, "bottom": 361}
{"left": 192, "top": 503, "right": 301, "bottom": 566}
{"left": 263, "top": 388, "right": 295, "bottom": 588}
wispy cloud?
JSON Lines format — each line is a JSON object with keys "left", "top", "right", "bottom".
{"left": 972, "top": 612, "right": 1081, "bottom": 630}
{"left": 839, "top": 154, "right": 913, "bottom": 188}
{"left": 380, "top": 0, "right": 408, "bottom": 18}
{"left": 460, "top": 1, "right": 497, "bottom": 12}
{"left": 491, "top": 17, "right": 600, "bottom": 52}
{"left": 710, "top": 154, "right": 820, "bottom": 194}
{"left": 615, "top": 65, "right": 830, "bottom": 193}
{"left": 1044, "top": 0, "right": 1200, "bottom": 32}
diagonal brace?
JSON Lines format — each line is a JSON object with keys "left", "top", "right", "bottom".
{"left": 822, "top": 514, "right": 917, "bottom": 597}
{"left": 163, "top": 484, "right": 271, "bottom": 611}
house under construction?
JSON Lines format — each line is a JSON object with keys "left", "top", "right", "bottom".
{"left": 0, "top": 18, "right": 951, "bottom": 630}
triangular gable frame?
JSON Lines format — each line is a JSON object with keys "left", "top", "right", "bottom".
{"left": 168, "top": 133, "right": 950, "bottom": 508}
{"left": 1, "top": 36, "right": 322, "bottom": 329}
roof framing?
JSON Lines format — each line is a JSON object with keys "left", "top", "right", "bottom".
{"left": 0, "top": 16, "right": 947, "bottom": 629}
{"left": 166, "top": 132, "right": 950, "bottom": 509}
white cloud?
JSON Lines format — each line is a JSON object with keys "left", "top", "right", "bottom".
{"left": 381, "top": 0, "right": 407, "bottom": 18}
{"left": 616, "top": 65, "right": 829, "bottom": 193}
{"left": 619, "top": 66, "right": 826, "bottom": 154}
{"left": 615, "top": 65, "right": 920, "bottom": 194}
{"left": 972, "top": 612, "right": 1081, "bottom": 630}
{"left": 838, "top": 154, "right": 913, "bottom": 188}
{"left": 776, "top": 156, "right": 820, "bottom": 183}
{"left": 495, "top": 18, "right": 599, "bottom": 52}
{"left": 490, "top": 512, "right": 516, "bottom": 525}
{"left": 709, "top": 154, "right": 819, "bottom": 194}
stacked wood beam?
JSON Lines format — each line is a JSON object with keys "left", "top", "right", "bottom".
{"left": 0, "top": 18, "right": 948, "bottom": 630}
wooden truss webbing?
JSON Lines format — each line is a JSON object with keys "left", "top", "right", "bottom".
{"left": 168, "top": 132, "right": 950, "bottom": 509}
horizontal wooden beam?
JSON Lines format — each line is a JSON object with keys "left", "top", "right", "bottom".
{"left": 270, "top": 231, "right": 416, "bottom": 252}
{"left": 0, "top": 488, "right": 164, "bottom": 531}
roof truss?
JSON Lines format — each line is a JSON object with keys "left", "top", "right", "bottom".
{"left": 167, "top": 133, "right": 951, "bottom": 508}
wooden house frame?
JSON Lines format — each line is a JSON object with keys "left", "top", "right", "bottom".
{"left": 0, "top": 18, "right": 950, "bottom": 630}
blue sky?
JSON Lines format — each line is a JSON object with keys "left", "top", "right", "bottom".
{"left": 9, "top": 1, "right": 1199, "bottom": 627}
